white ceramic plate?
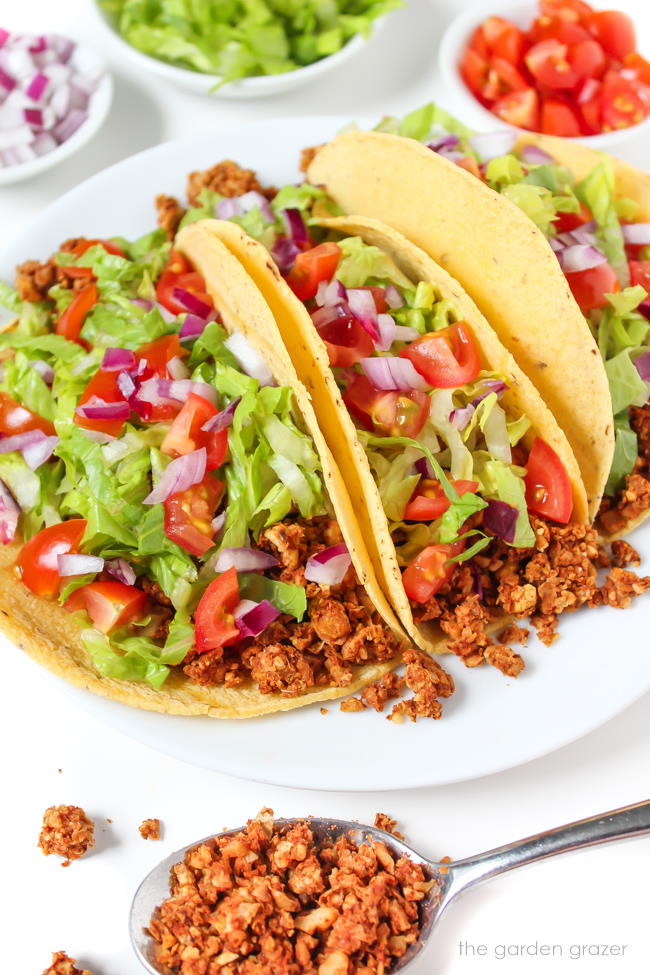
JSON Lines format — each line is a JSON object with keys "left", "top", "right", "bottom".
{"left": 1, "top": 116, "right": 648, "bottom": 791}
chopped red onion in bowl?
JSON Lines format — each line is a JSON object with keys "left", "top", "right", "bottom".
{"left": 143, "top": 448, "right": 207, "bottom": 505}
{"left": 305, "top": 543, "right": 351, "bottom": 585}
{"left": 0, "top": 31, "right": 107, "bottom": 175}
{"left": 214, "top": 548, "right": 279, "bottom": 573}
{"left": 57, "top": 553, "right": 104, "bottom": 576}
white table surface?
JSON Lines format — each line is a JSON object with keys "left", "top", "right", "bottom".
{"left": 2, "top": 2, "right": 650, "bottom": 974}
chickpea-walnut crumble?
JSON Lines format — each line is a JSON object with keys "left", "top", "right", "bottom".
{"left": 38, "top": 805, "right": 95, "bottom": 867}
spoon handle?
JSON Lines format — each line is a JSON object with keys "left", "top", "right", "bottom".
{"left": 442, "top": 799, "right": 650, "bottom": 904}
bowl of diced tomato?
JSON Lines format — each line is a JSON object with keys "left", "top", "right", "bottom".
{"left": 439, "top": 0, "right": 650, "bottom": 147}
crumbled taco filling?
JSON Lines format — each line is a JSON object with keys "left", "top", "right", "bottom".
{"left": 42, "top": 952, "right": 92, "bottom": 975}
{"left": 38, "top": 805, "right": 95, "bottom": 867}
{"left": 369, "top": 103, "right": 650, "bottom": 534}
{"left": 147, "top": 809, "right": 437, "bottom": 975}
{"left": 0, "top": 222, "right": 406, "bottom": 707}
{"left": 176, "top": 154, "right": 650, "bottom": 687}
{"left": 140, "top": 818, "right": 161, "bottom": 841}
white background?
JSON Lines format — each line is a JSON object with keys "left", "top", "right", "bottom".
{"left": 2, "top": 1, "right": 650, "bottom": 974}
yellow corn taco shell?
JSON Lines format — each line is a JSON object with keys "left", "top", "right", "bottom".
{"left": 199, "top": 215, "right": 588, "bottom": 653}
{"left": 306, "top": 130, "right": 615, "bottom": 521}
{"left": 0, "top": 228, "right": 405, "bottom": 719}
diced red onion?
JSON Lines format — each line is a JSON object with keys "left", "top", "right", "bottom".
{"left": 0, "top": 481, "right": 20, "bottom": 545}
{"left": 483, "top": 499, "right": 518, "bottom": 544}
{"left": 360, "top": 356, "right": 430, "bottom": 391}
{"left": 132, "top": 298, "right": 176, "bottom": 324}
{"left": 26, "top": 71, "right": 48, "bottom": 99}
{"left": 0, "top": 30, "right": 9, "bottom": 50}
{"left": 271, "top": 235, "right": 299, "bottom": 272}
{"left": 101, "top": 347, "right": 137, "bottom": 372}
{"left": 622, "top": 224, "right": 650, "bottom": 246}
{"left": 24, "top": 107, "right": 42, "bottom": 126}
{"left": 474, "top": 380, "right": 507, "bottom": 403}
{"left": 0, "top": 67, "right": 15, "bottom": 92}
{"left": 235, "top": 599, "right": 280, "bottom": 639}
{"left": 131, "top": 378, "right": 217, "bottom": 415}
{"left": 394, "top": 324, "right": 421, "bottom": 342}
{"left": 211, "top": 511, "right": 226, "bottom": 535}
{"left": 233, "top": 599, "right": 259, "bottom": 619}
{"left": 53, "top": 108, "right": 87, "bottom": 142}
{"left": 214, "top": 547, "right": 279, "bottom": 573}
{"left": 32, "top": 131, "right": 56, "bottom": 155}
{"left": 224, "top": 332, "right": 274, "bottom": 387}
{"left": 0, "top": 125, "right": 32, "bottom": 149}
{"left": 117, "top": 371, "right": 136, "bottom": 399}
{"left": 347, "top": 288, "right": 379, "bottom": 340}
{"left": 172, "top": 287, "right": 212, "bottom": 320}
{"left": 57, "top": 553, "right": 104, "bottom": 576}
{"left": 0, "top": 429, "right": 58, "bottom": 469}
{"left": 634, "top": 349, "right": 650, "bottom": 381}
{"left": 311, "top": 303, "right": 349, "bottom": 329}
{"left": 520, "top": 144, "right": 555, "bottom": 165}
{"left": 385, "top": 284, "right": 404, "bottom": 309}
{"left": 167, "top": 355, "right": 190, "bottom": 380}
{"left": 282, "top": 208, "right": 309, "bottom": 248}
{"left": 75, "top": 396, "right": 130, "bottom": 421}
{"left": 105, "top": 557, "right": 136, "bottom": 585}
{"left": 428, "top": 134, "right": 459, "bottom": 153}
{"left": 449, "top": 404, "right": 475, "bottom": 430}
{"left": 469, "top": 131, "right": 517, "bottom": 162}
{"left": 216, "top": 197, "right": 244, "bottom": 220}
{"left": 201, "top": 396, "right": 241, "bottom": 432}
{"left": 81, "top": 429, "right": 115, "bottom": 444}
{"left": 375, "top": 313, "right": 396, "bottom": 352}
{"left": 558, "top": 244, "right": 608, "bottom": 273}
{"left": 238, "top": 190, "right": 274, "bottom": 223}
{"left": 31, "top": 358, "right": 54, "bottom": 384}
{"left": 471, "top": 562, "right": 484, "bottom": 600}
{"left": 639, "top": 301, "right": 650, "bottom": 322}
{"left": 179, "top": 313, "right": 209, "bottom": 339}
{"left": 315, "top": 278, "right": 346, "bottom": 307}
{"left": 414, "top": 456, "right": 436, "bottom": 479}
{"left": 29, "top": 36, "right": 46, "bottom": 54}
{"left": 305, "top": 543, "right": 352, "bottom": 585}
{"left": 143, "top": 447, "right": 207, "bottom": 505}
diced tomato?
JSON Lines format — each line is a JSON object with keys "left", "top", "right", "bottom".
{"left": 66, "top": 580, "right": 147, "bottom": 633}
{"left": 342, "top": 375, "right": 429, "bottom": 439}
{"left": 493, "top": 88, "right": 539, "bottom": 129}
{"left": 540, "top": 0, "right": 593, "bottom": 24}
{"left": 629, "top": 260, "right": 650, "bottom": 295}
{"left": 401, "top": 322, "right": 481, "bottom": 388}
{"left": 524, "top": 438, "right": 573, "bottom": 524}
{"left": 402, "top": 540, "right": 466, "bottom": 604}
{"left": 624, "top": 52, "right": 650, "bottom": 86}
{"left": 58, "top": 266, "right": 96, "bottom": 280}
{"left": 404, "top": 480, "right": 479, "bottom": 522}
{"left": 553, "top": 201, "right": 592, "bottom": 234}
{"left": 462, "top": 47, "right": 528, "bottom": 103}
{"left": 460, "top": 47, "right": 490, "bottom": 99}
{"left": 541, "top": 97, "right": 582, "bottom": 135}
{"left": 587, "top": 9, "right": 636, "bottom": 61}
{"left": 600, "top": 69, "right": 650, "bottom": 132}
{"left": 529, "top": 15, "right": 590, "bottom": 44}
{"left": 135, "top": 334, "right": 185, "bottom": 422}
{"left": 161, "top": 393, "right": 228, "bottom": 471}
{"left": 456, "top": 155, "right": 483, "bottom": 179}
{"left": 526, "top": 39, "right": 579, "bottom": 89}
{"left": 565, "top": 262, "right": 620, "bottom": 312}
{"left": 164, "top": 474, "right": 224, "bottom": 557}
{"left": 74, "top": 368, "right": 128, "bottom": 437}
{"left": 0, "top": 391, "right": 55, "bottom": 437}
{"left": 285, "top": 242, "right": 341, "bottom": 302}
{"left": 317, "top": 312, "right": 374, "bottom": 368}
{"left": 578, "top": 78, "right": 603, "bottom": 131}
{"left": 194, "top": 566, "right": 241, "bottom": 653}
{"left": 491, "top": 21, "right": 526, "bottom": 65}
{"left": 68, "top": 238, "right": 127, "bottom": 259}
{"left": 568, "top": 38, "right": 606, "bottom": 81}
{"left": 17, "top": 519, "right": 87, "bottom": 597}
{"left": 56, "top": 283, "right": 98, "bottom": 345}
{"left": 156, "top": 249, "right": 212, "bottom": 317}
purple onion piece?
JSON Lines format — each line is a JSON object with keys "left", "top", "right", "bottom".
{"left": 634, "top": 349, "right": 650, "bottom": 381}
{"left": 282, "top": 208, "right": 309, "bottom": 248}
{"left": 143, "top": 448, "right": 207, "bottom": 505}
{"left": 200, "top": 396, "right": 241, "bottom": 433}
{"left": 105, "top": 557, "right": 136, "bottom": 586}
{"left": 483, "top": 499, "right": 518, "bottom": 544}
{"left": 0, "top": 480, "right": 19, "bottom": 544}
{"left": 235, "top": 599, "right": 281, "bottom": 639}
{"left": 101, "top": 347, "right": 137, "bottom": 372}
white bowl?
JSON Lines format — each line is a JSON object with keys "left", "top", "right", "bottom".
{"left": 91, "top": 2, "right": 384, "bottom": 99}
{"left": 0, "top": 43, "right": 113, "bottom": 186}
{"left": 439, "top": 0, "right": 650, "bottom": 150}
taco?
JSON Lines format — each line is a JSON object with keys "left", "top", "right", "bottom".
{"left": 197, "top": 211, "right": 596, "bottom": 661}
{"left": 304, "top": 105, "right": 650, "bottom": 538}
{"left": 0, "top": 223, "right": 410, "bottom": 719}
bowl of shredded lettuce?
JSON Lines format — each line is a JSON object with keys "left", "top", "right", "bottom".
{"left": 94, "top": 0, "right": 401, "bottom": 98}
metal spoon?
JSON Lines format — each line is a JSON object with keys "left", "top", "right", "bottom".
{"left": 131, "top": 800, "right": 650, "bottom": 974}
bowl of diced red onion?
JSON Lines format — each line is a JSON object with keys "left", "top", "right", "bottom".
{"left": 0, "top": 30, "right": 112, "bottom": 184}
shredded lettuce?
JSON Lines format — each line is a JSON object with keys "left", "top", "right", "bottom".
{"left": 334, "top": 237, "right": 413, "bottom": 290}
{"left": 238, "top": 573, "right": 307, "bottom": 621}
